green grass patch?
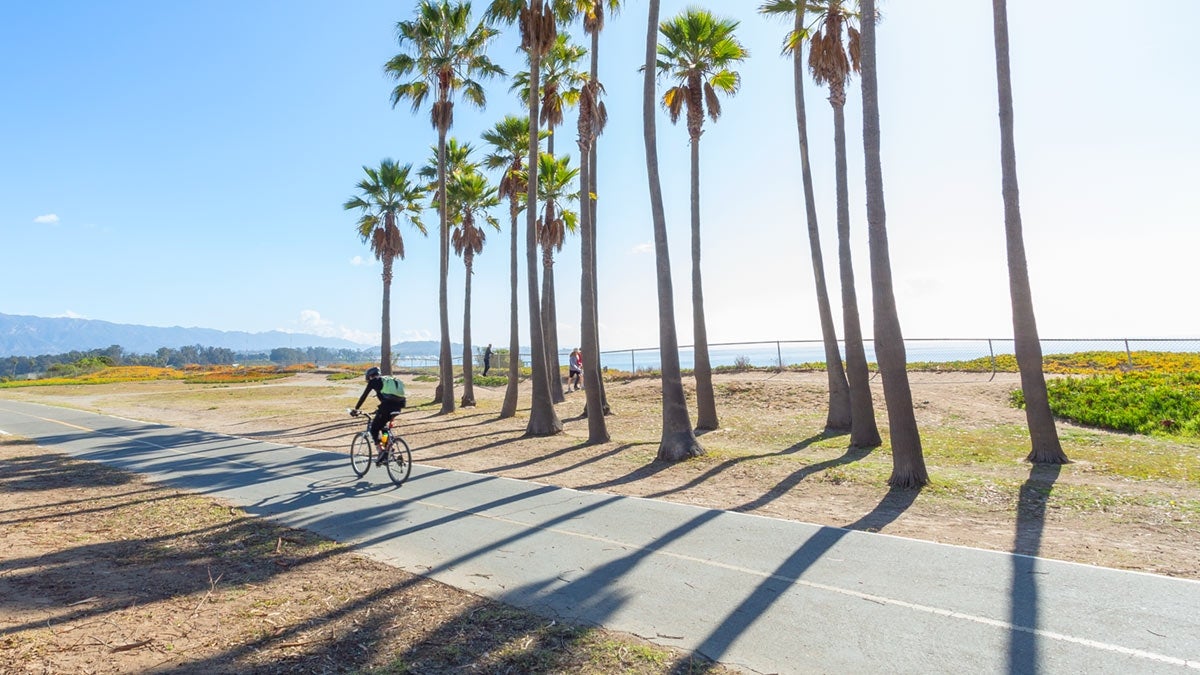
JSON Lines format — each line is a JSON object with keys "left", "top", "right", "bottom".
{"left": 472, "top": 374, "right": 510, "bottom": 387}
{"left": 1013, "top": 372, "right": 1200, "bottom": 438}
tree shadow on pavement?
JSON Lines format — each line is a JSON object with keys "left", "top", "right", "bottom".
{"left": 680, "top": 486, "right": 921, "bottom": 671}
{"left": 481, "top": 441, "right": 645, "bottom": 479}
{"left": 1008, "top": 462, "right": 1062, "bottom": 675}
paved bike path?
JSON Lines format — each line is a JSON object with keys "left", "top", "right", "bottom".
{"left": 2, "top": 400, "right": 1198, "bottom": 674}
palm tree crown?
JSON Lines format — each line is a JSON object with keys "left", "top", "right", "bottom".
{"left": 419, "top": 137, "right": 480, "bottom": 201}
{"left": 386, "top": 0, "right": 505, "bottom": 131}
{"left": 482, "top": 115, "right": 539, "bottom": 204}
{"left": 450, "top": 170, "right": 501, "bottom": 258}
{"left": 511, "top": 34, "right": 589, "bottom": 132}
{"left": 656, "top": 8, "right": 749, "bottom": 140}
{"left": 575, "top": 0, "right": 622, "bottom": 35}
{"left": 343, "top": 160, "right": 428, "bottom": 265}
{"left": 806, "top": 1, "right": 860, "bottom": 106}
{"left": 531, "top": 152, "right": 579, "bottom": 254}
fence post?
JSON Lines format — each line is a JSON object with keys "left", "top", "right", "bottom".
{"left": 630, "top": 350, "right": 635, "bottom": 374}
{"left": 987, "top": 338, "right": 996, "bottom": 382}
{"left": 777, "top": 341, "right": 783, "bottom": 370}
{"left": 1124, "top": 339, "right": 1133, "bottom": 367}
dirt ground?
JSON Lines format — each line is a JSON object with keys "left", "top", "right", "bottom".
{"left": 2, "top": 369, "right": 1198, "bottom": 672}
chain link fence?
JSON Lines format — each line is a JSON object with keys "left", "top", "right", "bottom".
{"left": 394, "top": 338, "right": 1198, "bottom": 381}
{"left": 594, "top": 338, "right": 1200, "bottom": 380}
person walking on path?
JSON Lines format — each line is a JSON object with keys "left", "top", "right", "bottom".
{"left": 568, "top": 348, "right": 583, "bottom": 391}
{"left": 483, "top": 344, "right": 493, "bottom": 376}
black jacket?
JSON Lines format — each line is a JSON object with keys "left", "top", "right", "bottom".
{"left": 355, "top": 378, "right": 405, "bottom": 410}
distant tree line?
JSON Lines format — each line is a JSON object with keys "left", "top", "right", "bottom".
{"left": 1, "top": 344, "right": 380, "bottom": 378}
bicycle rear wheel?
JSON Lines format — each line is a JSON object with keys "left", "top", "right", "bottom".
{"left": 350, "top": 431, "right": 373, "bottom": 478}
{"left": 384, "top": 437, "right": 412, "bottom": 486}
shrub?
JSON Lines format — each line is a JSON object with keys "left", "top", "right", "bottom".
{"left": 1014, "top": 372, "right": 1200, "bottom": 437}
{"left": 473, "top": 375, "right": 509, "bottom": 387}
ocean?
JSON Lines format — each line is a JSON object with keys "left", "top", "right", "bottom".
{"left": 401, "top": 338, "right": 1198, "bottom": 372}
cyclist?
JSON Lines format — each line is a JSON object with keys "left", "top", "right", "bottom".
{"left": 351, "top": 366, "right": 406, "bottom": 462}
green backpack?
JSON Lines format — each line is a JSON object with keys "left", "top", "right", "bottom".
{"left": 380, "top": 376, "right": 406, "bottom": 398}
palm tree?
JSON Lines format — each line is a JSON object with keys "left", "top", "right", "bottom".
{"left": 643, "top": 0, "right": 703, "bottom": 462}
{"left": 532, "top": 154, "right": 580, "bottom": 330}
{"left": 859, "top": 0, "right": 928, "bottom": 487}
{"left": 419, "top": 136, "right": 479, "bottom": 405}
{"left": 758, "top": 0, "right": 852, "bottom": 433}
{"left": 482, "top": 115, "right": 543, "bottom": 419}
{"left": 512, "top": 35, "right": 588, "bottom": 403}
{"left": 807, "top": 0, "right": 880, "bottom": 448}
{"left": 486, "top": 0, "right": 570, "bottom": 436}
{"left": 991, "top": 0, "right": 1067, "bottom": 465}
{"left": 449, "top": 169, "right": 501, "bottom": 408}
{"left": 575, "top": 0, "right": 623, "bottom": 435}
{"left": 419, "top": 137, "right": 479, "bottom": 193}
{"left": 656, "top": 8, "right": 748, "bottom": 432}
{"left": 342, "top": 160, "right": 428, "bottom": 376}
{"left": 386, "top": 0, "right": 503, "bottom": 415}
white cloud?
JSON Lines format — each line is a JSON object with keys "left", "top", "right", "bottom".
{"left": 631, "top": 242, "right": 654, "bottom": 255}
{"left": 54, "top": 310, "right": 85, "bottom": 319}
{"left": 392, "top": 328, "right": 434, "bottom": 342}
{"left": 292, "top": 310, "right": 377, "bottom": 345}
{"left": 33, "top": 214, "right": 60, "bottom": 225}
{"left": 350, "top": 255, "right": 374, "bottom": 266}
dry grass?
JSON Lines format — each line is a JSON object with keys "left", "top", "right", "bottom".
{"left": 0, "top": 439, "right": 733, "bottom": 674}
{"left": 2, "top": 369, "right": 1199, "bottom": 672}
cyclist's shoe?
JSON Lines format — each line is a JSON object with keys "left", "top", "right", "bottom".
{"left": 375, "top": 449, "right": 388, "bottom": 466}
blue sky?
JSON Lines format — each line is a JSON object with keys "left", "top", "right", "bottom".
{"left": 3, "top": 0, "right": 1197, "bottom": 354}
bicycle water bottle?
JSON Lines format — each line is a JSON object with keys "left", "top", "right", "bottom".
{"left": 381, "top": 429, "right": 389, "bottom": 446}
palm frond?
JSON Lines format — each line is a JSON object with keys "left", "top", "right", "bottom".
{"left": 663, "top": 86, "right": 686, "bottom": 124}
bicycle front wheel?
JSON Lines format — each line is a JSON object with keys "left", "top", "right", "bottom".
{"left": 350, "top": 432, "right": 373, "bottom": 478}
{"left": 384, "top": 437, "right": 412, "bottom": 486}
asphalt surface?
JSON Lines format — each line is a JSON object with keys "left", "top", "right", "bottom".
{"left": 2, "top": 399, "right": 1198, "bottom": 674}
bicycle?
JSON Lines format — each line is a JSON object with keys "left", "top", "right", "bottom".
{"left": 347, "top": 409, "right": 412, "bottom": 486}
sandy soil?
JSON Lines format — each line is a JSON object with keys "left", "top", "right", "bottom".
{"left": 2, "top": 369, "right": 1198, "bottom": 673}
{"left": 7, "top": 370, "right": 1199, "bottom": 578}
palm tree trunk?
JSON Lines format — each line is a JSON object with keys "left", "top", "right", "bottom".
{"left": 461, "top": 253, "right": 476, "bottom": 407}
{"left": 501, "top": 195, "right": 521, "bottom": 419}
{"left": 381, "top": 256, "right": 393, "bottom": 376}
{"left": 578, "top": 118, "right": 608, "bottom": 442}
{"left": 542, "top": 134, "right": 565, "bottom": 404}
{"left": 644, "top": 0, "right": 702, "bottom": 462}
{"left": 588, "top": 29, "right": 611, "bottom": 416}
{"left": 860, "top": 0, "right": 928, "bottom": 487}
{"left": 690, "top": 137, "right": 718, "bottom": 431}
{"left": 793, "top": 6, "right": 850, "bottom": 432}
{"left": 992, "top": 0, "right": 1067, "bottom": 464}
{"left": 525, "top": 6, "right": 562, "bottom": 436}
{"left": 833, "top": 99, "right": 880, "bottom": 448}
{"left": 437, "top": 125, "right": 455, "bottom": 414}
{"left": 542, "top": 252, "right": 564, "bottom": 402}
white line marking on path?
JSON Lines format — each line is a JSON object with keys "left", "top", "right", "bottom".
{"left": 396, "top": 488, "right": 1200, "bottom": 670}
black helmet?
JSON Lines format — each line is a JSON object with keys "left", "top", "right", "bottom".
{"left": 365, "top": 366, "right": 381, "bottom": 381}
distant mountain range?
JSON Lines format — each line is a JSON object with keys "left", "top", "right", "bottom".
{"left": 0, "top": 312, "right": 375, "bottom": 357}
